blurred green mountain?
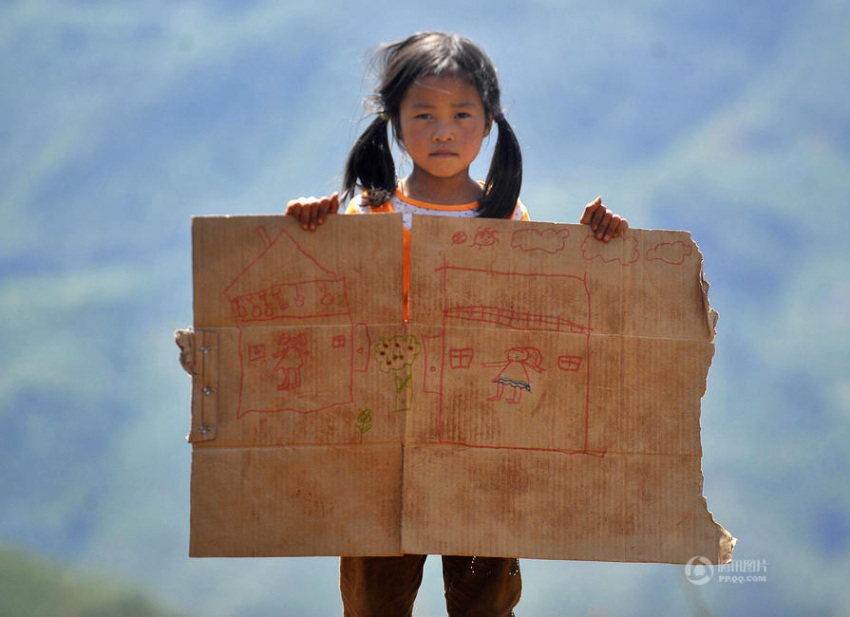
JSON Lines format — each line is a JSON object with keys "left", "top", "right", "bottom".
{"left": 1, "top": 1, "right": 848, "bottom": 615}
{"left": 0, "top": 543, "right": 186, "bottom": 617}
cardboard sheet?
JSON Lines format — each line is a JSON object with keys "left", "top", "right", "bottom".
{"left": 186, "top": 213, "right": 734, "bottom": 563}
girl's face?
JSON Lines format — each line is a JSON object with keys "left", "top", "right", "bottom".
{"left": 508, "top": 348, "right": 528, "bottom": 361}
{"left": 397, "top": 75, "right": 491, "bottom": 186}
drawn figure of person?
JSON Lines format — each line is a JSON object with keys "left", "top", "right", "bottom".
{"left": 482, "top": 346, "right": 545, "bottom": 404}
{"left": 271, "top": 332, "right": 310, "bottom": 391}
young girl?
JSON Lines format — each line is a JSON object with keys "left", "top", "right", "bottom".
{"left": 286, "top": 31, "right": 627, "bottom": 617}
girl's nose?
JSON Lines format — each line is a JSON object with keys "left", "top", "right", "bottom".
{"left": 432, "top": 121, "right": 454, "bottom": 141}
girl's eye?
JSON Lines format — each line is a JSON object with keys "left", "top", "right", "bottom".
{"left": 414, "top": 113, "right": 431, "bottom": 120}
{"left": 456, "top": 112, "right": 471, "bottom": 119}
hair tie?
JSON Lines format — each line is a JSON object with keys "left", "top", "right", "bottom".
{"left": 378, "top": 110, "right": 389, "bottom": 121}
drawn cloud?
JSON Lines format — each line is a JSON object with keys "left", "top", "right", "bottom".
{"left": 510, "top": 227, "right": 570, "bottom": 253}
{"left": 646, "top": 241, "right": 694, "bottom": 265}
{"left": 580, "top": 234, "right": 640, "bottom": 265}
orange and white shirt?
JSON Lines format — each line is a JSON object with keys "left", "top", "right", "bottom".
{"left": 345, "top": 188, "right": 530, "bottom": 319}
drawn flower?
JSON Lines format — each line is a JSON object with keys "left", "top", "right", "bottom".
{"left": 373, "top": 335, "right": 421, "bottom": 373}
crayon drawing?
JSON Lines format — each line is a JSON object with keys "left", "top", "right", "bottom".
{"left": 223, "top": 225, "right": 369, "bottom": 417}
{"left": 422, "top": 249, "right": 592, "bottom": 452}
{"left": 482, "top": 346, "right": 545, "bottom": 404}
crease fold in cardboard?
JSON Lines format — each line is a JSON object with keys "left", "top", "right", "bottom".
{"left": 184, "top": 213, "right": 734, "bottom": 564}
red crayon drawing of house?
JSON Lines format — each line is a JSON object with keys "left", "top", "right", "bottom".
{"left": 422, "top": 248, "right": 592, "bottom": 453}
{"left": 223, "top": 226, "right": 369, "bottom": 417}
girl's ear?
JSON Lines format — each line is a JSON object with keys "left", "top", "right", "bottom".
{"left": 484, "top": 114, "right": 493, "bottom": 138}
{"left": 392, "top": 119, "right": 407, "bottom": 151}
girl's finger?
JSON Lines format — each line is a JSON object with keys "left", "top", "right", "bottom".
{"left": 591, "top": 204, "right": 608, "bottom": 231}
{"left": 597, "top": 211, "right": 613, "bottom": 239}
{"left": 580, "top": 197, "right": 602, "bottom": 225}
{"left": 308, "top": 204, "right": 320, "bottom": 229}
{"left": 610, "top": 217, "right": 629, "bottom": 239}
{"left": 318, "top": 193, "right": 341, "bottom": 224}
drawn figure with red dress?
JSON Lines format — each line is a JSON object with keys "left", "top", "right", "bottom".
{"left": 272, "top": 332, "right": 311, "bottom": 391}
{"left": 482, "top": 346, "right": 545, "bottom": 404}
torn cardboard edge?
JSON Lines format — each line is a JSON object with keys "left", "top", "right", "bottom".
{"left": 182, "top": 213, "right": 735, "bottom": 564}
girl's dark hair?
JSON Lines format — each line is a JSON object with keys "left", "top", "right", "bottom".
{"left": 342, "top": 31, "right": 522, "bottom": 219}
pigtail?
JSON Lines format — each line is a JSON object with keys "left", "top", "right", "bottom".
{"left": 342, "top": 114, "right": 397, "bottom": 207}
{"left": 477, "top": 114, "right": 523, "bottom": 219}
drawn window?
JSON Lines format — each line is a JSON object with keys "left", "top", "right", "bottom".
{"left": 449, "top": 347, "right": 474, "bottom": 369}
{"left": 332, "top": 335, "right": 346, "bottom": 349}
{"left": 247, "top": 344, "right": 267, "bottom": 364}
{"left": 558, "top": 355, "right": 583, "bottom": 372}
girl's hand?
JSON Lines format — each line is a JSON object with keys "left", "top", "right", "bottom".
{"left": 285, "top": 192, "right": 340, "bottom": 231}
{"left": 580, "top": 197, "right": 628, "bottom": 243}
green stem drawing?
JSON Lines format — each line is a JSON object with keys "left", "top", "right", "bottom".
{"left": 355, "top": 408, "right": 372, "bottom": 443}
{"left": 395, "top": 367, "right": 413, "bottom": 413}
{"left": 374, "top": 334, "right": 421, "bottom": 414}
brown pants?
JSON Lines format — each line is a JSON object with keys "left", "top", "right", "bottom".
{"left": 340, "top": 555, "right": 521, "bottom": 617}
